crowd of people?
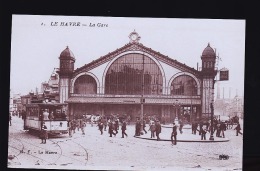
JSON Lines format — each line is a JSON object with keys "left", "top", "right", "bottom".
{"left": 10, "top": 109, "right": 243, "bottom": 145}
{"left": 191, "top": 117, "right": 243, "bottom": 140}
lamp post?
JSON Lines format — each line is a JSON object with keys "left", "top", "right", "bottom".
{"left": 173, "top": 99, "right": 180, "bottom": 124}
{"left": 209, "top": 80, "right": 215, "bottom": 140}
{"left": 140, "top": 53, "right": 145, "bottom": 134}
{"left": 209, "top": 66, "right": 229, "bottom": 140}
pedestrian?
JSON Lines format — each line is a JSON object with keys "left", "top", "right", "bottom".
{"left": 90, "top": 115, "right": 94, "bottom": 127}
{"left": 114, "top": 120, "right": 119, "bottom": 134}
{"left": 171, "top": 122, "right": 177, "bottom": 145}
{"left": 121, "top": 120, "right": 128, "bottom": 138}
{"left": 9, "top": 112, "right": 12, "bottom": 126}
{"left": 179, "top": 119, "right": 183, "bottom": 134}
{"left": 103, "top": 116, "right": 107, "bottom": 131}
{"left": 108, "top": 121, "right": 116, "bottom": 137}
{"left": 155, "top": 120, "right": 161, "bottom": 141}
{"left": 115, "top": 118, "right": 119, "bottom": 130}
{"left": 220, "top": 121, "right": 226, "bottom": 138}
{"left": 192, "top": 122, "right": 198, "bottom": 135}
{"left": 77, "top": 119, "right": 80, "bottom": 131}
{"left": 148, "top": 121, "right": 156, "bottom": 138}
{"left": 234, "top": 123, "right": 243, "bottom": 136}
{"left": 201, "top": 125, "right": 207, "bottom": 140}
{"left": 135, "top": 119, "right": 141, "bottom": 136}
{"left": 72, "top": 119, "right": 77, "bottom": 133}
{"left": 98, "top": 121, "right": 104, "bottom": 135}
{"left": 68, "top": 119, "right": 73, "bottom": 137}
{"left": 143, "top": 120, "right": 147, "bottom": 134}
{"left": 79, "top": 119, "right": 85, "bottom": 135}
{"left": 198, "top": 121, "right": 203, "bottom": 135}
{"left": 40, "top": 123, "right": 48, "bottom": 144}
{"left": 216, "top": 122, "right": 221, "bottom": 137}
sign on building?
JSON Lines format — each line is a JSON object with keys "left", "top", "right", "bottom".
{"left": 219, "top": 68, "right": 229, "bottom": 81}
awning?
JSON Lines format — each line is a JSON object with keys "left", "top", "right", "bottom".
{"left": 65, "top": 96, "right": 201, "bottom": 105}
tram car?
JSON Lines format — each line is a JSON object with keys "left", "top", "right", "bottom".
{"left": 24, "top": 103, "right": 68, "bottom": 136}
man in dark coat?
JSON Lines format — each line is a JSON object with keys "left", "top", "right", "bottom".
{"left": 192, "top": 122, "right": 198, "bottom": 135}
{"left": 234, "top": 123, "right": 243, "bottom": 136}
{"left": 121, "top": 120, "right": 128, "bottom": 138}
{"left": 108, "top": 121, "right": 116, "bottom": 137}
{"left": 216, "top": 122, "right": 221, "bottom": 137}
{"left": 103, "top": 117, "right": 107, "bottom": 131}
{"left": 98, "top": 121, "right": 104, "bottom": 135}
{"left": 198, "top": 121, "right": 203, "bottom": 135}
{"left": 135, "top": 120, "right": 141, "bottom": 136}
{"left": 171, "top": 122, "right": 177, "bottom": 145}
{"left": 155, "top": 121, "right": 161, "bottom": 141}
{"left": 220, "top": 121, "right": 226, "bottom": 138}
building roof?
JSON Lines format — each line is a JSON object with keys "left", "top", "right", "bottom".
{"left": 73, "top": 42, "right": 200, "bottom": 77}
{"left": 59, "top": 46, "right": 75, "bottom": 60}
{"left": 201, "top": 43, "right": 216, "bottom": 58}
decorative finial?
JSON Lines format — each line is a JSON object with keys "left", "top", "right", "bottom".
{"left": 129, "top": 30, "right": 141, "bottom": 43}
{"left": 208, "top": 43, "right": 210, "bottom": 47}
{"left": 66, "top": 46, "right": 69, "bottom": 48}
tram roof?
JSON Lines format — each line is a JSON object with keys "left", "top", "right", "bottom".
{"left": 26, "top": 103, "right": 67, "bottom": 107}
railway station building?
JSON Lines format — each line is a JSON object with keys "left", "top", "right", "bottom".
{"left": 58, "top": 31, "right": 217, "bottom": 123}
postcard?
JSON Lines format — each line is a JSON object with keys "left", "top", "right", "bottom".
{"left": 8, "top": 15, "right": 245, "bottom": 170}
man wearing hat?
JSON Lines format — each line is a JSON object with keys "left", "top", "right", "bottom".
{"left": 121, "top": 120, "right": 128, "bottom": 138}
{"left": 171, "top": 122, "right": 177, "bottom": 145}
{"left": 155, "top": 120, "right": 161, "bottom": 141}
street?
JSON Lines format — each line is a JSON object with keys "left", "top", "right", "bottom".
{"left": 8, "top": 116, "right": 243, "bottom": 170}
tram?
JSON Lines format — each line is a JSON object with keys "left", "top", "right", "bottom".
{"left": 24, "top": 103, "right": 68, "bottom": 136}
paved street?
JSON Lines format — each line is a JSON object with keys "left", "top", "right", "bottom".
{"left": 8, "top": 116, "right": 243, "bottom": 170}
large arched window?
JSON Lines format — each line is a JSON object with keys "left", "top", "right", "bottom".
{"left": 74, "top": 75, "right": 97, "bottom": 94}
{"left": 171, "top": 75, "right": 197, "bottom": 96}
{"left": 105, "top": 53, "right": 163, "bottom": 95}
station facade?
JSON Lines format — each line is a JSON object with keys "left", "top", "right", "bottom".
{"left": 58, "top": 31, "right": 217, "bottom": 123}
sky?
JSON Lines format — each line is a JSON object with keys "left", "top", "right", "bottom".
{"left": 10, "top": 15, "right": 245, "bottom": 98}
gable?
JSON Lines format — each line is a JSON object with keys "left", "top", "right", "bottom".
{"left": 73, "top": 43, "right": 200, "bottom": 77}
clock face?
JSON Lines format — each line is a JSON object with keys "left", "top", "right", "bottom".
{"left": 131, "top": 33, "right": 137, "bottom": 40}
{"left": 129, "top": 31, "right": 141, "bottom": 43}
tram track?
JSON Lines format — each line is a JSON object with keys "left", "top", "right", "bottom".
{"left": 8, "top": 127, "right": 88, "bottom": 166}
{"left": 8, "top": 120, "right": 240, "bottom": 168}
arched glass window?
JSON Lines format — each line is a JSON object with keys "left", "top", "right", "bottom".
{"left": 74, "top": 75, "right": 97, "bottom": 94}
{"left": 171, "top": 75, "right": 197, "bottom": 96}
{"left": 105, "top": 53, "right": 163, "bottom": 95}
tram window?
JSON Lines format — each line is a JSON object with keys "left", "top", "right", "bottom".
{"left": 53, "top": 109, "right": 62, "bottom": 119}
{"left": 27, "top": 107, "right": 39, "bottom": 119}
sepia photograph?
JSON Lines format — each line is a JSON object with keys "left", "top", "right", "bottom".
{"left": 8, "top": 15, "right": 245, "bottom": 170}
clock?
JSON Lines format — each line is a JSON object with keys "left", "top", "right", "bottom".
{"left": 129, "top": 31, "right": 140, "bottom": 43}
